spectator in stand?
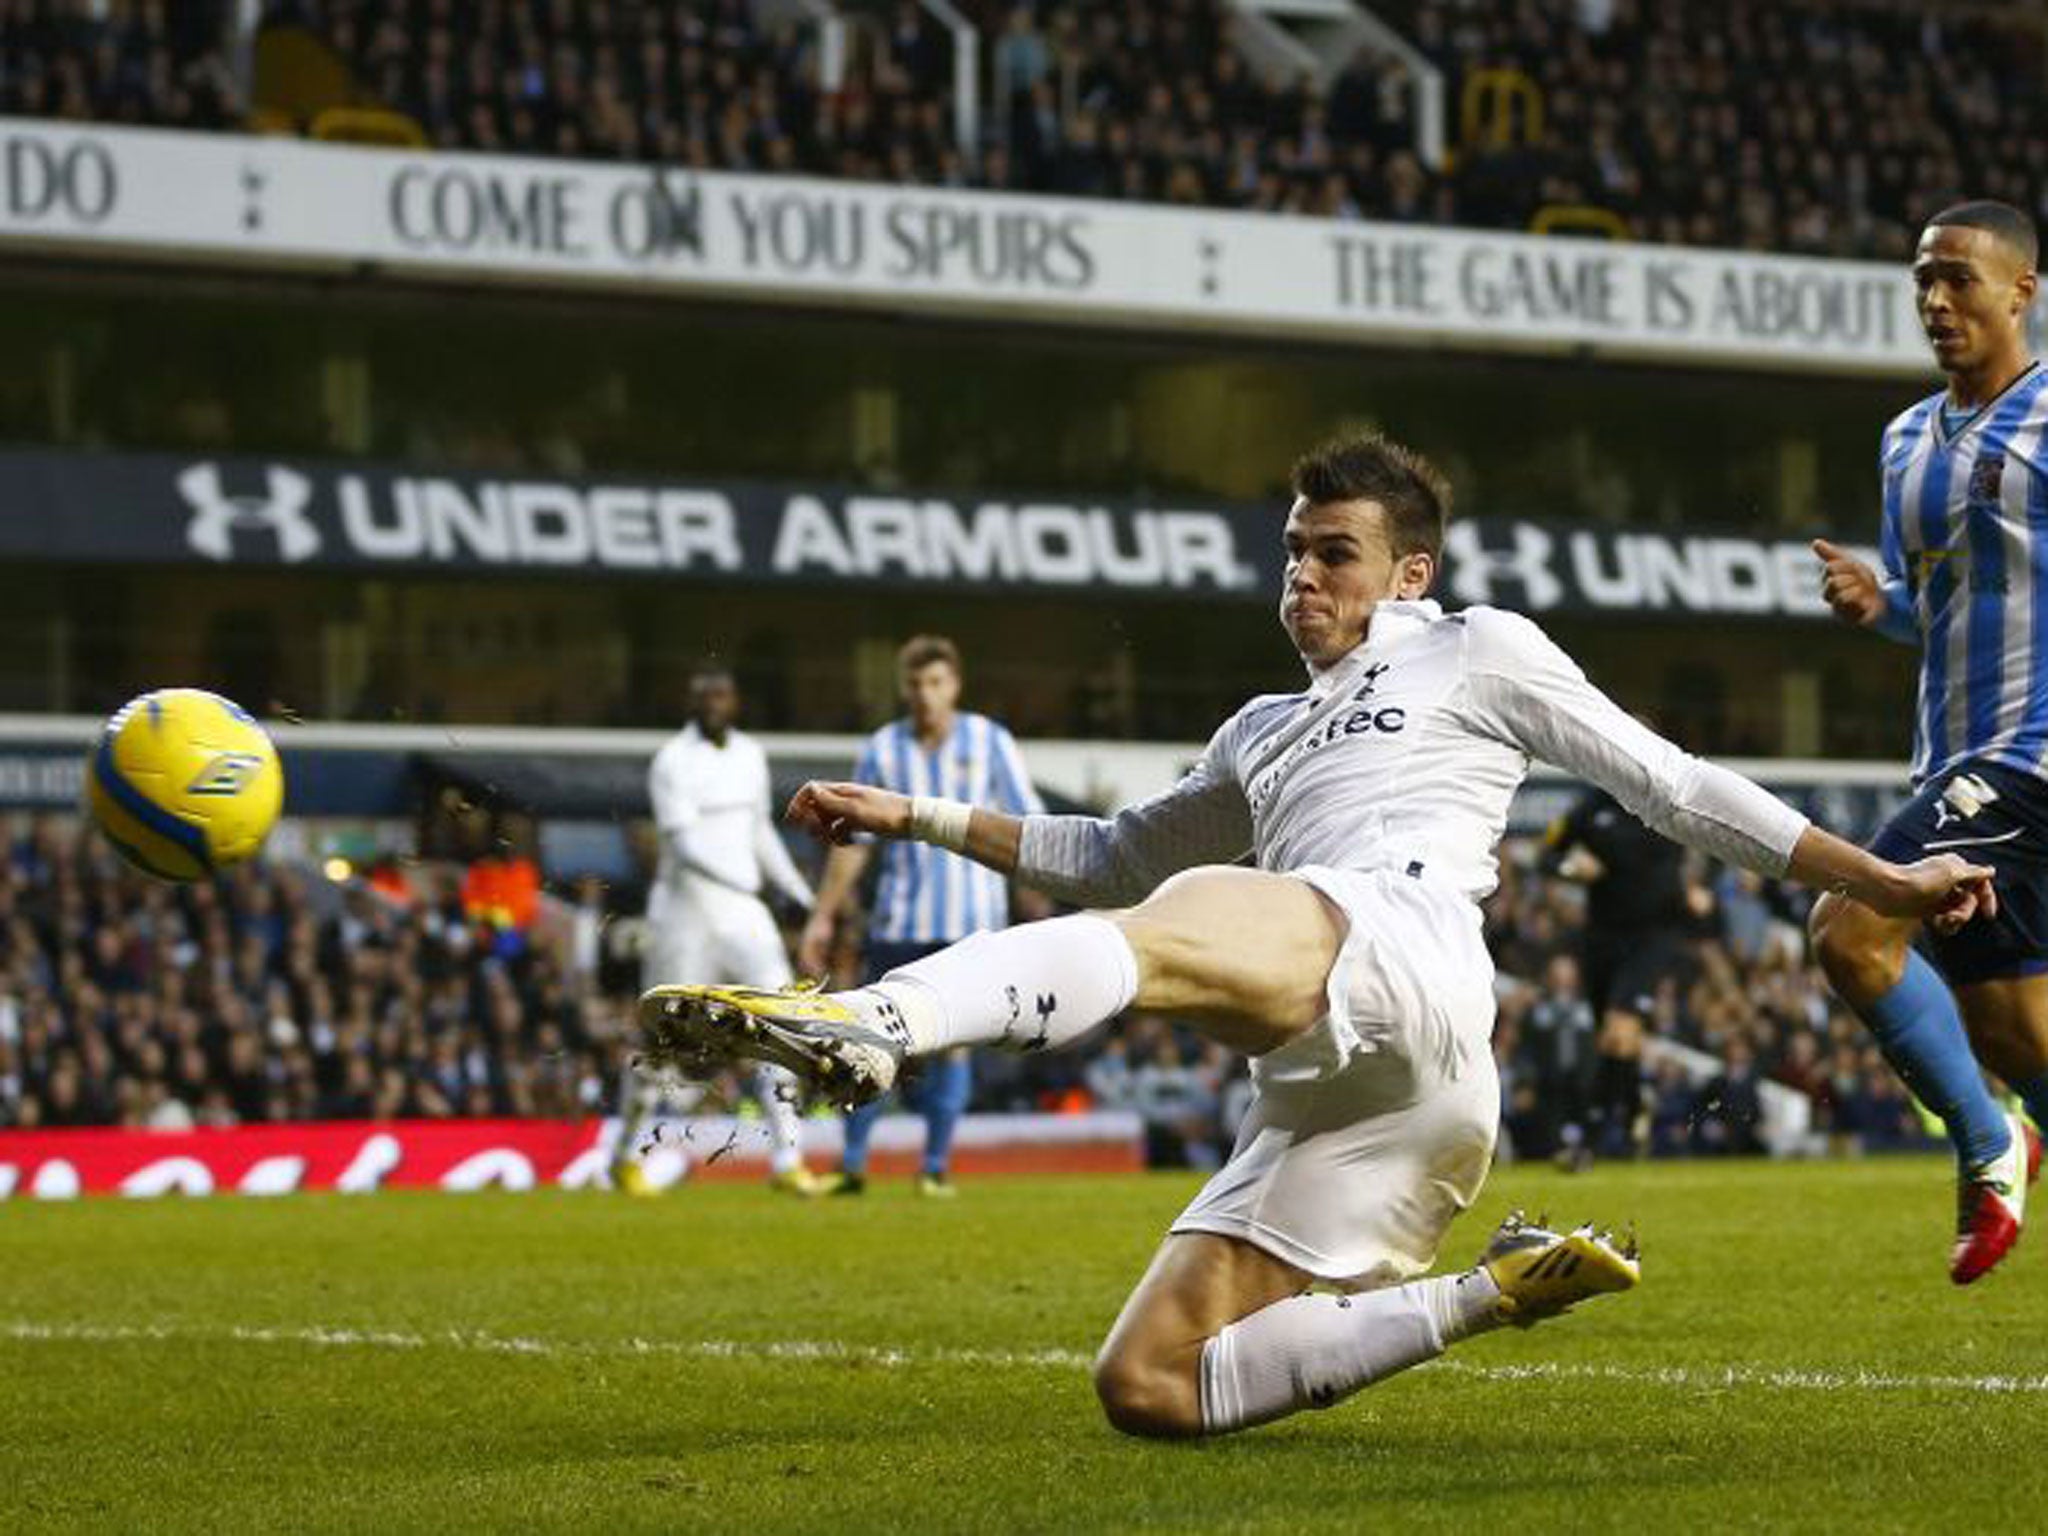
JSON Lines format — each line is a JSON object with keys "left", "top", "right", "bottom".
{"left": 216, "top": 0, "right": 2048, "bottom": 258}
{"left": 2, "top": 1, "right": 241, "bottom": 129}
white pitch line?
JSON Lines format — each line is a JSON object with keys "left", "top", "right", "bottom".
{"left": 0, "top": 1319, "right": 1093, "bottom": 1371}
{"left": 7, "top": 1319, "right": 2048, "bottom": 1396}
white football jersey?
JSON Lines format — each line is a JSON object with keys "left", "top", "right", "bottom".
{"left": 1017, "top": 600, "right": 1809, "bottom": 908}
{"left": 648, "top": 723, "right": 813, "bottom": 908}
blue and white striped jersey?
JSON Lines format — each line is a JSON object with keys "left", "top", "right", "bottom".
{"left": 1875, "top": 361, "right": 2048, "bottom": 784}
{"left": 853, "top": 712, "right": 1044, "bottom": 943}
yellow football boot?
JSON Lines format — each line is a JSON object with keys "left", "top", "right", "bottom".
{"left": 613, "top": 1160, "right": 659, "bottom": 1198}
{"left": 768, "top": 1164, "right": 826, "bottom": 1197}
{"left": 636, "top": 980, "right": 903, "bottom": 1108}
{"left": 1480, "top": 1210, "right": 1640, "bottom": 1327}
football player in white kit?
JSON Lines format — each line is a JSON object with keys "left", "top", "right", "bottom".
{"left": 637, "top": 435, "right": 1995, "bottom": 1437}
{"left": 616, "top": 662, "right": 822, "bottom": 1196}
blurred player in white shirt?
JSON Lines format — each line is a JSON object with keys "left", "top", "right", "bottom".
{"left": 640, "top": 435, "right": 1993, "bottom": 1437}
{"left": 616, "top": 662, "right": 820, "bottom": 1196}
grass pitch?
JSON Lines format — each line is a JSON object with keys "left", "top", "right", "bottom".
{"left": 6, "top": 1157, "right": 2048, "bottom": 1533}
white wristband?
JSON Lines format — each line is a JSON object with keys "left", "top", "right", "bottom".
{"left": 908, "top": 796, "right": 972, "bottom": 852}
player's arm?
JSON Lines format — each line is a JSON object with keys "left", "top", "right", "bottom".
{"left": 795, "top": 735, "right": 885, "bottom": 974}
{"left": 1464, "top": 610, "right": 1993, "bottom": 931}
{"left": 787, "top": 783, "right": 1023, "bottom": 869}
{"left": 788, "top": 720, "right": 1253, "bottom": 908}
{"left": 1812, "top": 442, "right": 1917, "bottom": 643}
{"left": 752, "top": 785, "right": 815, "bottom": 911}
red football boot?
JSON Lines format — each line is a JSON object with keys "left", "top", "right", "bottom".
{"left": 1950, "top": 1114, "right": 2040, "bottom": 1285}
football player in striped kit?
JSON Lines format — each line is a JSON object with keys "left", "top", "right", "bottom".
{"left": 797, "top": 636, "right": 1044, "bottom": 1196}
{"left": 642, "top": 432, "right": 1992, "bottom": 1438}
{"left": 1813, "top": 200, "right": 2048, "bottom": 1284}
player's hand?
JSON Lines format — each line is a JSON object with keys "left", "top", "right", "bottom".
{"left": 1811, "top": 539, "right": 1886, "bottom": 626}
{"left": 786, "top": 780, "right": 912, "bottom": 846}
{"left": 1875, "top": 853, "right": 1999, "bottom": 934}
{"left": 797, "top": 909, "right": 835, "bottom": 977}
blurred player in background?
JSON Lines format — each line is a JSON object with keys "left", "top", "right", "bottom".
{"left": 797, "top": 635, "right": 1043, "bottom": 1197}
{"left": 616, "top": 662, "right": 820, "bottom": 1196}
{"left": 1812, "top": 199, "right": 2048, "bottom": 1283}
{"left": 1541, "top": 764, "right": 1713, "bottom": 1164}
{"left": 645, "top": 432, "right": 1992, "bottom": 1438}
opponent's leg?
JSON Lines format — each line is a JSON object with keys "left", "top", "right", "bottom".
{"left": 1959, "top": 977, "right": 2048, "bottom": 1132}
{"left": 1815, "top": 894, "right": 2027, "bottom": 1282}
{"left": 917, "top": 1049, "right": 971, "bottom": 1194}
{"left": 1810, "top": 894, "right": 2010, "bottom": 1166}
{"left": 835, "top": 1094, "right": 886, "bottom": 1193}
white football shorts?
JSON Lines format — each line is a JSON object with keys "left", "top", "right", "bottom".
{"left": 642, "top": 876, "right": 794, "bottom": 991}
{"left": 1170, "top": 864, "right": 1500, "bottom": 1287}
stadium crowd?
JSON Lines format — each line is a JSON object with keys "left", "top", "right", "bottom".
{"left": 0, "top": 1, "right": 240, "bottom": 128}
{"left": 0, "top": 813, "right": 1938, "bottom": 1165}
{"left": 7, "top": 2, "right": 2039, "bottom": 254}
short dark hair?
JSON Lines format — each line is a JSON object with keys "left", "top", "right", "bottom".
{"left": 898, "top": 634, "right": 961, "bottom": 676}
{"left": 1290, "top": 431, "right": 1452, "bottom": 561}
{"left": 1926, "top": 200, "right": 2039, "bottom": 267}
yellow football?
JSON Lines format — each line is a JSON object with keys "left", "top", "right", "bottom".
{"left": 85, "top": 689, "right": 285, "bottom": 881}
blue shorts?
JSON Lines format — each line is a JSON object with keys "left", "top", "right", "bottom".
{"left": 1869, "top": 758, "right": 2048, "bottom": 985}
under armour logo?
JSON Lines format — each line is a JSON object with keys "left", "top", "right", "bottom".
{"left": 180, "top": 462, "right": 320, "bottom": 563}
{"left": 1936, "top": 772, "right": 2001, "bottom": 829}
{"left": 1442, "top": 521, "right": 1563, "bottom": 610}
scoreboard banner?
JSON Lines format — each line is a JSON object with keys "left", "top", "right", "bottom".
{"left": 0, "top": 447, "right": 1874, "bottom": 621}
{"left": 0, "top": 116, "right": 1962, "bottom": 375}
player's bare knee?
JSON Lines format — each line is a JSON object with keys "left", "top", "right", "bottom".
{"left": 1092, "top": 1347, "right": 1202, "bottom": 1439}
{"left": 1810, "top": 899, "right": 1908, "bottom": 1000}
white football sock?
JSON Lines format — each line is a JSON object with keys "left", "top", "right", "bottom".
{"left": 1198, "top": 1270, "right": 1502, "bottom": 1435}
{"left": 756, "top": 1066, "right": 804, "bottom": 1175}
{"left": 845, "top": 915, "right": 1140, "bottom": 1056}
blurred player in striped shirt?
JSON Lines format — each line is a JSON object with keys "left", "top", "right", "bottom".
{"left": 798, "top": 635, "right": 1044, "bottom": 1195}
{"left": 1813, "top": 199, "right": 2048, "bottom": 1283}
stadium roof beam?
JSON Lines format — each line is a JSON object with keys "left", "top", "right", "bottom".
{"left": 1226, "top": 0, "right": 1445, "bottom": 170}
{"left": 920, "top": 0, "right": 982, "bottom": 170}
{"left": 823, "top": 0, "right": 980, "bottom": 165}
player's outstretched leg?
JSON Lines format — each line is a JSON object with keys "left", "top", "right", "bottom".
{"left": 1105, "top": 1214, "right": 1639, "bottom": 1439}
{"left": 1811, "top": 895, "right": 2023, "bottom": 1282}
{"left": 636, "top": 869, "right": 1343, "bottom": 1105}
